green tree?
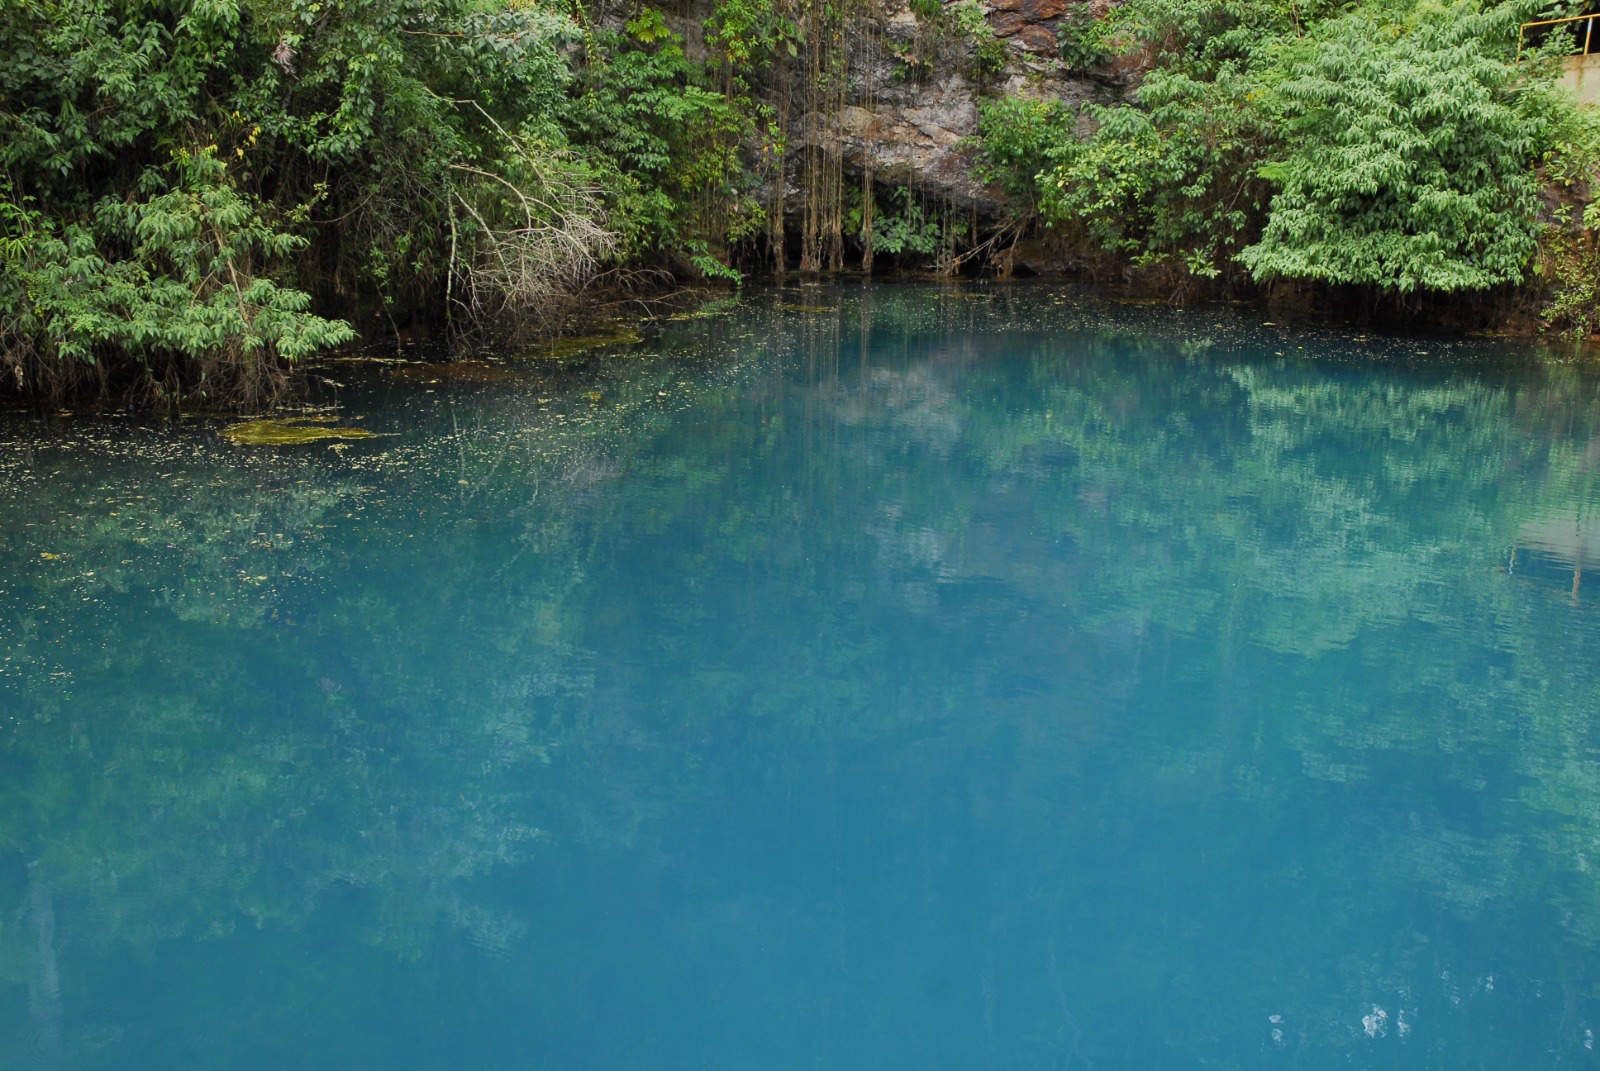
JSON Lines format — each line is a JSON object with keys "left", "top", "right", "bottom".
{"left": 1240, "top": 3, "right": 1562, "bottom": 292}
{"left": 979, "top": 0, "right": 1600, "bottom": 299}
{"left": 0, "top": 0, "right": 625, "bottom": 403}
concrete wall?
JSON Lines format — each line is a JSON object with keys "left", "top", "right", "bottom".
{"left": 1560, "top": 54, "right": 1600, "bottom": 106}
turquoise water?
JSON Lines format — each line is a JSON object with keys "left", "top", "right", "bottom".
{"left": 3, "top": 284, "right": 1600, "bottom": 1068}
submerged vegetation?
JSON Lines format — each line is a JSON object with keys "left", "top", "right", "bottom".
{"left": 2, "top": 0, "right": 1600, "bottom": 406}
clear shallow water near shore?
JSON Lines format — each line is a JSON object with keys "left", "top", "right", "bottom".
{"left": 3, "top": 283, "right": 1600, "bottom": 1069}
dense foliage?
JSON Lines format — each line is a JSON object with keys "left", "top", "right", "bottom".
{"left": 977, "top": 0, "right": 1600, "bottom": 310}
{"left": 7, "top": 0, "right": 1600, "bottom": 405}
{"left": 0, "top": 0, "right": 776, "bottom": 404}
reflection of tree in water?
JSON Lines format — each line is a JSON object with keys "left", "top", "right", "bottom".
{"left": 562, "top": 294, "right": 1600, "bottom": 1062}
{"left": 0, "top": 435, "right": 593, "bottom": 1067}
{"left": 2, "top": 288, "right": 1600, "bottom": 1063}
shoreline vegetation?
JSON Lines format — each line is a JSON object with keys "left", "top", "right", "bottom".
{"left": 4, "top": 0, "right": 1600, "bottom": 410}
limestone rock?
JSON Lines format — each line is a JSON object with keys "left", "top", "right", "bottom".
{"left": 1019, "top": 0, "right": 1072, "bottom": 19}
{"left": 773, "top": 0, "right": 1124, "bottom": 223}
{"left": 987, "top": 10, "right": 1027, "bottom": 35}
{"left": 1011, "top": 24, "right": 1060, "bottom": 52}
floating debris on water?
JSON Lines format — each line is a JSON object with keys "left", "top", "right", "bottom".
{"left": 516, "top": 330, "right": 644, "bottom": 360}
{"left": 318, "top": 353, "right": 414, "bottom": 365}
{"left": 389, "top": 361, "right": 522, "bottom": 384}
{"left": 777, "top": 304, "right": 832, "bottom": 313}
{"left": 222, "top": 417, "right": 378, "bottom": 446}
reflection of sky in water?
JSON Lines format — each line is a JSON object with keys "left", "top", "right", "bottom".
{"left": 2, "top": 284, "right": 1600, "bottom": 1068}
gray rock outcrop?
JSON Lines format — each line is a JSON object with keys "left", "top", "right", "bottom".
{"left": 787, "top": 0, "right": 1117, "bottom": 219}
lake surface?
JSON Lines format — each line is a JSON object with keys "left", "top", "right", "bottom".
{"left": 3, "top": 284, "right": 1600, "bottom": 1069}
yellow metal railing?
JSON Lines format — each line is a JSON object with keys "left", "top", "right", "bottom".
{"left": 1518, "top": 12, "right": 1600, "bottom": 59}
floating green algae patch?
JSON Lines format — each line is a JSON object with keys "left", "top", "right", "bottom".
{"left": 222, "top": 417, "right": 378, "bottom": 446}
{"left": 516, "top": 330, "right": 644, "bottom": 361}
{"left": 666, "top": 297, "right": 742, "bottom": 322}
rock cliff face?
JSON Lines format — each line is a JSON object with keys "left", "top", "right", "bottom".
{"left": 655, "top": 0, "right": 1122, "bottom": 263}
{"left": 986, "top": 0, "right": 1080, "bottom": 54}
{"left": 794, "top": 0, "right": 1117, "bottom": 221}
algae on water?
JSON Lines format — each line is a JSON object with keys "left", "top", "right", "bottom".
{"left": 223, "top": 417, "right": 378, "bottom": 446}
{"left": 667, "top": 296, "right": 742, "bottom": 322}
{"left": 516, "top": 330, "right": 645, "bottom": 361}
